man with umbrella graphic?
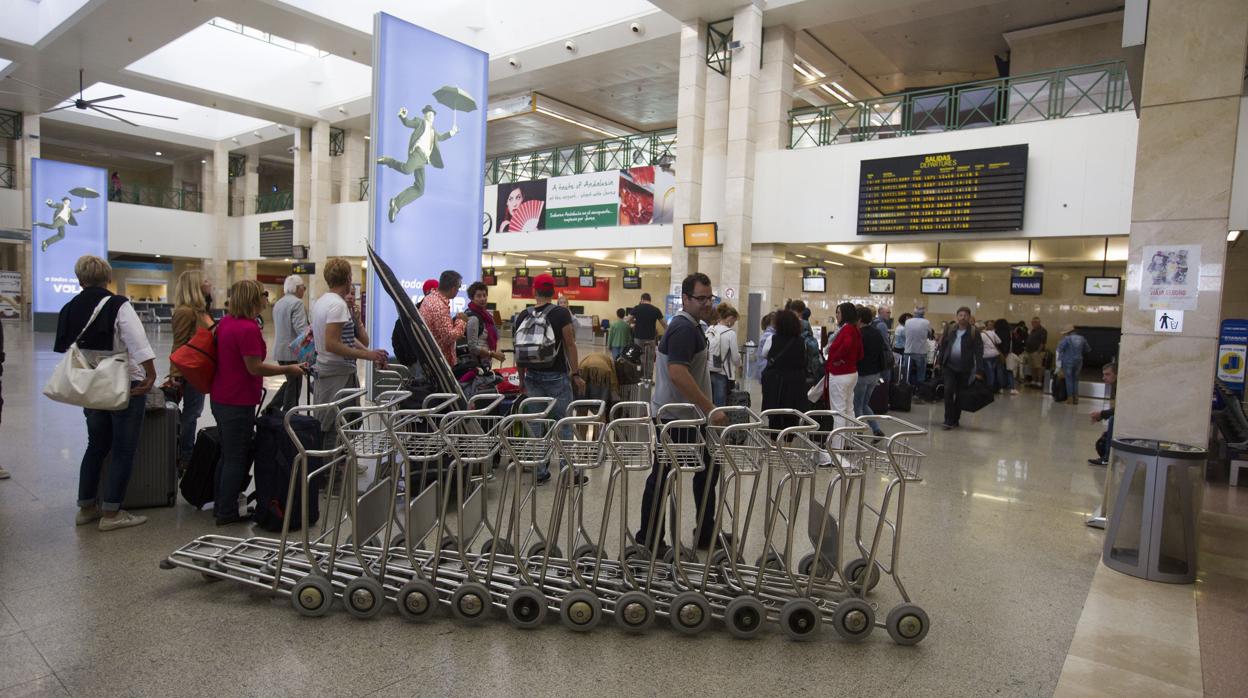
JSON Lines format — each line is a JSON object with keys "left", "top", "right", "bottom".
{"left": 376, "top": 85, "right": 478, "bottom": 222}
{"left": 35, "top": 187, "right": 99, "bottom": 252}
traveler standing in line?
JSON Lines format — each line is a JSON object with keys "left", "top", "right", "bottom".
{"left": 934, "top": 306, "right": 986, "bottom": 430}
{"left": 514, "top": 273, "right": 584, "bottom": 485}
{"left": 893, "top": 312, "right": 911, "bottom": 355}
{"left": 1056, "top": 325, "right": 1091, "bottom": 405}
{"left": 706, "top": 302, "right": 740, "bottom": 407}
{"left": 994, "top": 319, "right": 1019, "bottom": 395}
{"left": 311, "top": 258, "right": 388, "bottom": 428}
{"left": 270, "top": 274, "right": 308, "bottom": 412}
{"left": 629, "top": 291, "right": 667, "bottom": 350}
{"left": 464, "top": 281, "right": 505, "bottom": 371}
{"left": 870, "top": 305, "right": 893, "bottom": 382}
{"left": 875, "top": 305, "right": 893, "bottom": 331}
{"left": 752, "top": 311, "right": 777, "bottom": 381}
{"left": 1024, "top": 316, "right": 1048, "bottom": 387}
{"left": 824, "top": 301, "right": 863, "bottom": 420}
{"left": 903, "top": 307, "right": 932, "bottom": 387}
{"left": 853, "top": 306, "right": 886, "bottom": 437}
{"left": 171, "top": 270, "right": 216, "bottom": 470}
{"left": 1088, "top": 361, "right": 1117, "bottom": 465}
{"left": 211, "top": 280, "right": 306, "bottom": 526}
{"left": 607, "top": 308, "right": 633, "bottom": 360}
{"left": 1009, "top": 321, "right": 1028, "bottom": 390}
{"left": 420, "top": 269, "right": 468, "bottom": 367}
{"left": 56, "top": 255, "right": 156, "bottom": 531}
{"left": 760, "top": 310, "right": 807, "bottom": 431}
{"left": 636, "top": 272, "right": 726, "bottom": 556}
{"left": 981, "top": 320, "right": 1003, "bottom": 393}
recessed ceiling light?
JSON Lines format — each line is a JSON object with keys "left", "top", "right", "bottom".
{"left": 1229, "top": 230, "right": 1242, "bottom": 242}
{"left": 363, "top": 135, "right": 370, "bottom": 140}
{"left": 154, "top": 254, "right": 161, "bottom": 258}
{"left": 154, "top": 151, "right": 162, "bottom": 156}
{"left": 200, "top": 159, "right": 207, "bottom": 164}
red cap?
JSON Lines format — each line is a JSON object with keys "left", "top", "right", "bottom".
{"left": 422, "top": 279, "right": 439, "bottom": 294}
{"left": 532, "top": 273, "right": 556, "bottom": 293}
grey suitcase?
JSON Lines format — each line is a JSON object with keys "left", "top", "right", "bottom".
{"left": 100, "top": 403, "right": 179, "bottom": 508}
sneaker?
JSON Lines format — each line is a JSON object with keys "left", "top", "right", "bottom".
{"left": 941, "top": 422, "right": 956, "bottom": 430}
{"left": 0, "top": 466, "right": 10, "bottom": 479}
{"left": 1088, "top": 458, "right": 1108, "bottom": 466}
{"left": 1010, "top": 389, "right": 1020, "bottom": 395}
{"left": 536, "top": 471, "right": 551, "bottom": 486}
{"left": 98, "top": 510, "right": 147, "bottom": 532}
{"left": 75, "top": 507, "right": 101, "bottom": 526}
{"left": 215, "top": 513, "right": 251, "bottom": 526}
{"left": 571, "top": 473, "right": 589, "bottom": 486}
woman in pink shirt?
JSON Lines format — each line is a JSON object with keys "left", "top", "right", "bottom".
{"left": 211, "top": 280, "right": 305, "bottom": 525}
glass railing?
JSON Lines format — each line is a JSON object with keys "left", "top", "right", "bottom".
{"left": 789, "top": 61, "right": 1132, "bottom": 149}
{"left": 0, "top": 162, "right": 14, "bottom": 189}
{"left": 112, "top": 185, "right": 202, "bottom": 212}
{"left": 485, "top": 128, "right": 677, "bottom": 185}
{"left": 256, "top": 189, "right": 293, "bottom": 213}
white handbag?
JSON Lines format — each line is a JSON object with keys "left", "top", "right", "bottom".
{"left": 42, "top": 297, "right": 131, "bottom": 410}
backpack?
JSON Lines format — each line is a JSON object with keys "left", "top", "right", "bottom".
{"left": 802, "top": 326, "right": 823, "bottom": 386}
{"left": 514, "top": 304, "right": 560, "bottom": 368}
{"left": 251, "top": 409, "right": 323, "bottom": 532}
{"left": 705, "top": 325, "right": 726, "bottom": 370}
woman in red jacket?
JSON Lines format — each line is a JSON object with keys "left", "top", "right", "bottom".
{"left": 825, "top": 302, "right": 864, "bottom": 437}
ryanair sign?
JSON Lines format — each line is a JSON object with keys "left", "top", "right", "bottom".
{"left": 1010, "top": 264, "right": 1044, "bottom": 295}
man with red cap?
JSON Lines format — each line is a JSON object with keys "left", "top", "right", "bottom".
{"left": 514, "top": 272, "right": 584, "bottom": 485}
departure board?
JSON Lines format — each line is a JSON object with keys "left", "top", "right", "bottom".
{"left": 857, "top": 144, "right": 1028, "bottom": 235}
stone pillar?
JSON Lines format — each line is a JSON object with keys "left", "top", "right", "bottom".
{"left": 206, "top": 143, "right": 231, "bottom": 295}
{"left": 1113, "top": 0, "right": 1248, "bottom": 444}
{"left": 697, "top": 70, "right": 729, "bottom": 279}
{"left": 18, "top": 114, "right": 39, "bottom": 321}
{"left": 716, "top": 3, "right": 763, "bottom": 308}
{"left": 307, "top": 121, "right": 332, "bottom": 297}
{"left": 200, "top": 156, "right": 215, "bottom": 213}
{"left": 671, "top": 19, "right": 708, "bottom": 291}
{"left": 747, "top": 243, "right": 787, "bottom": 313}
{"left": 756, "top": 26, "right": 796, "bottom": 152}
{"left": 243, "top": 159, "right": 260, "bottom": 215}
{"left": 339, "top": 129, "right": 367, "bottom": 203}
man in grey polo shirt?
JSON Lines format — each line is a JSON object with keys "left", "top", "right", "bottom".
{"left": 270, "top": 274, "right": 308, "bottom": 411}
{"left": 635, "top": 272, "right": 727, "bottom": 557}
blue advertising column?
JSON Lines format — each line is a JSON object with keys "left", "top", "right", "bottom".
{"left": 1218, "top": 319, "right": 1248, "bottom": 400}
{"left": 31, "top": 159, "right": 108, "bottom": 331}
{"left": 367, "top": 13, "right": 487, "bottom": 355}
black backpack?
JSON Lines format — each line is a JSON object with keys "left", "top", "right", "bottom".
{"left": 251, "top": 409, "right": 324, "bottom": 532}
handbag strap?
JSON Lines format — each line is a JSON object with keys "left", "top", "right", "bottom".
{"left": 74, "top": 296, "right": 113, "bottom": 347}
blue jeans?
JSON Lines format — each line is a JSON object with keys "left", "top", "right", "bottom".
{"left": 710, "top": 372, "right": 730, "bottom": 407}
{"left": 905, "top": 352, "right": 927, "bottom": 386}
{"left": 610, "top": 346, "right": 624, "bottom": 361}
{"left": 984, "top": 357, "right": 999, "bottom": 391}
{"left": 78, "top": 386, "right": 147, "bottom": 512}
{"left": 522, "top": 369, "right": 573, "bottom": 479}
{"left": 212, "top": 401, "right": 256, "bottom": 519}
{"left": 1062, "top": 362, "right": 1082, "bottom": 401}
{"left": 852, "top": 373, "right": 882, "bottom": 434}
{"left": 179, "top": 381, "right": 205, "bottom": 464}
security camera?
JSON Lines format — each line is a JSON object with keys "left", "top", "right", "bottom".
{"left": 564, "top": 40, "right": 577, "bottom": 53}
{"left": 507, "top": 56, "right": 520, "bottom": 68}
{"left": 286, "top": 145, "right": 297, "bottom": 154}
{"left": 630, "top": 22, "right": 644, "bottom": 35}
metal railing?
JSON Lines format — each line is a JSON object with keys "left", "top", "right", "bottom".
{"left": 359, "top": 176, "right": 369, "bottom": 201}
{"left": 788, "top": 61, "right": 1132, "bottom": 149}
{"left": 112, "top": 185, "right": 202, "bottom": 212}
{"left": 0, "top": 163, "right": 13, "bottom": 189}
{"left": 484, "top": 128, "right": 677, "bottom": 185}
{"left": 255, "top": 189, "right": 293, "bottom": 213}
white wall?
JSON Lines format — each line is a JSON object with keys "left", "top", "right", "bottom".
{"left": 330, "top": 200, "right": 369, "bottom": 257}
{"left": 753, "top": 111, "right": 1140, "bottom": 245}
{"left": 108, "top": 202, "right": 215, "bottom": 257}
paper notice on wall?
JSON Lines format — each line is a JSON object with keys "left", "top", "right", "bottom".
{"left": 0, "top": 271, "right": 21, "bottom": 319}
{"left": 545, "top": 172, "right": 619, "bottom": 229}
{"left": 1138, "top": 245, "right": 1200, "bottom": 310}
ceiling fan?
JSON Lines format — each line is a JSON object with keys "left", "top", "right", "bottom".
{"left": 1, "top": 68, "right": 178, "bottom": 127}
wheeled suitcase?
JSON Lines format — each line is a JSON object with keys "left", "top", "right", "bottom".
{"left": 180, "top": 426, "right": 219, "bottom": 509}
{"left": 100, "top": 403, "right": 179, "bottom": 508}
{"left": 869, "top": 380, "right": 890, "bottom": 415}
{"left": 889, "top": 382, "right": 912, "bottom": 412}
{"left": 251, "top": 409, "right": 323, "bottom": 532}
{"left": 727, "top": 389, "right": 751, "bottom": 408}
{"left": 1051, "top": 373, "right": 1068, "bottom": 403}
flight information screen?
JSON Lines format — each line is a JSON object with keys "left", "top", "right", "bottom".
{"left": 857, "top": 144, "right": 1028, "bottom": 235}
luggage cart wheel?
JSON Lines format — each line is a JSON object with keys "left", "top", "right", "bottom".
{"left": 573, "top": 543, "right": 605, "bottom": 560}
{"left": 831, "top": 598, "right": 875, "bottom": 642}
{"left": 670, "top": 591, "right": 712, "bottom": 635}
{"left": 450, "top": 583, "right": 491, "bottom": 623}
{"left": 844, "top": 558, "right": 881, "bottom": 593}
{"left": 505, "top": 586, "right": 547, "bottom": 629}
{"left": 798, "top": 553, "right": 835, "bottom": 578}
{"left": 885, "top": 604, "right": 929, "bottom": 646}
{"left": 756, "top": 551, "right": 786, "bottom": 572}
{"left": 396, "top": 579, "right": 439, "bottom": 622}
{"left": 481, "top": 538, "right": 515, "bottom": 557}
{"left": 724, "top": 596, "right": 767, "bottom": 640}
{"left": 343, "top": 577, "right": 385, "bottom": 619}
{"left": 778, "top": 598, "right": 821, "bottom": 641}
{"left": 440, "top": 535, "right": 460, "bottom": 552}
{"left": 560, "top": 589, "right": 601, "bottom": 632}
{"left": 614, "top": 591, "right": 655, "bottom": 633}
{"left": 527, "top": 542, "right": 563, "bottom": 560}
{"left": 662, "top": 546, "right": 696, "bottom": 564}
{"left": 622, "top": 544, "right": 652, "bottom": 561}
{"left": 291, "top": 576, "right": 334, "bottom": 617}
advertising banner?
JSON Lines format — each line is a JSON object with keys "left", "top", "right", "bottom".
{"left": 0, "top": 271, "right": 21, "bottom": 319}
{"left": 32, "top": 158, "right": 107, "bottom": 316}
{"left": 512, "top": 278, "right": 610, "bottom": 302}
{"left": 545, "top": 172, "right": 617, "bottom": 229}
{"left": 1218, "top": 319, "right": 1248, "bottom": 399}
{"left": 618, "top": 165, "right": 675, "bottom": 226}
{"left": 369, "top": 13, "right": 487, "bottom": 353}
{"left": 1139, "top": 245, "right": 1199, "bottom": 310}
{"left": 493, "top": 165, "right": 677, "bottom": 233}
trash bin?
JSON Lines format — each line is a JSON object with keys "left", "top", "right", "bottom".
{"left": 1102, "top": 438, "right": 1205, "bottom": 583}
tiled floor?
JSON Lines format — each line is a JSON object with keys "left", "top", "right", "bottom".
{"left": 0, "top": 321, "right": 1221, "bottom": 697}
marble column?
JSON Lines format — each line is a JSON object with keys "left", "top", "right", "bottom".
{"left": 1113, "top": 0, "right": 1248, "bottom": 444}
{"left": 671, "top": 19, "right": 708, "bottom": 292}
{"left": 697, "top": 69, "right": 729, "bottom": 279}
{"left": 716, "top": 3, "right": 763, "bottom": 308}
{"left": 17, "top": 114, "right": 38, "bottom": 321}
{"left": 756, "top": 26, "right": 796, "bottom": 153}
{"left": 206, "top": 143, "right": 231, "bottom": 295}
{"left": 747, "top": 243, "right": 787, "bottom": 315}
{"left": 339, "top": 129, "right": 368, "bottom": 203}
{"left": 243, "top": 159, "right": 260, "bottom": 215}
{"left": 307, "top": 121, "right": 332, "bottom": 297}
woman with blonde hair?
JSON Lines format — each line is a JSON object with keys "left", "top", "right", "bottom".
{"left": 210, "top": 280, "right": 305, "bottom": 525}
{"left": 706, "top": 302, "right": 740, "bottom": 406}
{"left": 170, "top": 269, "right": 215, "bottom": 469}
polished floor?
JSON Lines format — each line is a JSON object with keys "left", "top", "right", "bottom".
{"left": 0, "top": 321, "right": 1223, "bottom": 697}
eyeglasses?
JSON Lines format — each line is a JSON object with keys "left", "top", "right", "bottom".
{"left": 688, "top": 295, "right": 713, "bottom": 303}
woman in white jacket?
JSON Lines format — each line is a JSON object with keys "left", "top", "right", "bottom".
{"left": 707, "top": 303, "right": 740, "bottom": 406}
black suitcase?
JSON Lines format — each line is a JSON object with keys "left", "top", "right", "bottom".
{"left": 869, "top": 380, "right": 890, "bottom": 415}
{"left": 727, "top": 389, "right": 751, "bottom": 408}
{"left": 889, "top": 382, "right": 912, "bottom": 412}
{"left": 180, "top": 426, "right": 219, "bottom": 508}
{"left": 252, "top": 410, "right": 324, "bottom": 532}
{"left": 101, "top": 404, "right": 179, "bottom": 508}
{"left": 1051, "top": 373, "right": 1068, "bottom": 403}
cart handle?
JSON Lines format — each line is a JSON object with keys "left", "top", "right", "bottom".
{"left": 499, "top": 396, "right": 557, "bottom": 432}
{"left": 283, "top": 387, "right": 368, "bottom": 455}
{"left": 609, "top": 400, "right": 652, "bottom": 421}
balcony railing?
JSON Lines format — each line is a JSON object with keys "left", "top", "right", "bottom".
{"left": 112, "top": 185, "right": 202, "bottom": 212}
{"left": 256, "top": 189, "right": 293, "bottom": 213}
{"left": 359, "top": 176, "right": 369, "bottom": 201}
{"left": 485, "top": 128, "right": 677, "bottom": 185}
{"left": 0, "top": 163, "right": 14, "bottom": 189}
{"left": 789, "top": 61, "right": 1132, "bottom": 149}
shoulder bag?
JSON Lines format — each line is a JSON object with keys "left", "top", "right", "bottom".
{"left": 43, "top": 297, "right": 131, "bottom": 410}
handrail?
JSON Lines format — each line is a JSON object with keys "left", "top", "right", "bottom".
{"left": 0, "top": 162, "right": 13, "bottom": 189}
{"left": 358, "top": 176, "right": 369, "bottom": 201}
{"left": 484, "top": 127, "right": 676, "bottom": 185}
{"left": 789, "top": 60, "right": 1132, "bottom": 149}
{"left": 255, "top": 189, "right": 293, "bottom": 213}
{"left": 112, "top": 184, "right": 202, "bottom": 212}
